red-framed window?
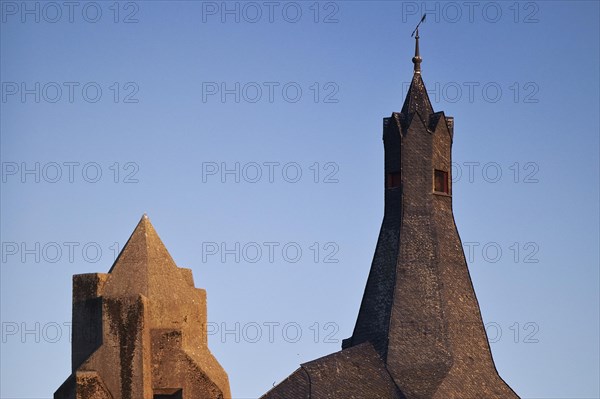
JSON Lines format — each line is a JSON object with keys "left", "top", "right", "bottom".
{"left": 434, "top": 169, "right": 449, "bottom": 194}
{"left": 386, "top": 172, "right": 401, "bottom": 189}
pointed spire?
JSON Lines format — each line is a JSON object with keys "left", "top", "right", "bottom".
{"left": 107, "top": 214, "right": 152, "bottom": 274}
{"left": 103, "top": 214, "right": 181, "bottom": 298}
{"left": 402, "top": 14, "right": 433, "bottom": 118}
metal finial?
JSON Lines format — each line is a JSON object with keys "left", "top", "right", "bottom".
{"left": 410, "top": 14, "right": 426, "bottom": 73}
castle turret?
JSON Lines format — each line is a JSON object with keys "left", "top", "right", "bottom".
{"left": 55, "top": 215, "right": 230, "bottom": 399}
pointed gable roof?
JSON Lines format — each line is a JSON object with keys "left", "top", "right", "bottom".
{"left": 401, "top": 21, "right": 434, "bottom": 123}
{"left": 401, "top": 72, "right": 434, "bottom": 119}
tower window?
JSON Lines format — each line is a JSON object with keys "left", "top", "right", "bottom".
{"left": 386, "top": 172, "right": 401, "bottom": 189}
{"left": 154, "top": 389, "right": 182, "bottom": 399}
{"left": 434, "top": 169, "right": 449, "bottom": 194}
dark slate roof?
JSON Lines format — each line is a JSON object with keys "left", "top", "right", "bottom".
{"left": 401, "top": 72, "right": 434, "bottom": 122}
{"left": 261, "top": 343, "right": 405, "bottom": 399}
{"left": 428, "top": 112, "right": 443, "bottom": 132}
{"left": 428, "top": 111, "right": 453, "bottom": 140}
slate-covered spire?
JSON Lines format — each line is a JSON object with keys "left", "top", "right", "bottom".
{"left": 401, "top": 21, "right": 434, "bottom": 118}
{"left": 260, "top": 20, "right": 519, "bottom": 399}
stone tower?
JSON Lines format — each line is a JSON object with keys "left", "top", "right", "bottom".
{"left": 55, "top": 215, "right": 230, "bottom": 399}
{"left": 261, "top": 31, "right": 519, "bottom": 399}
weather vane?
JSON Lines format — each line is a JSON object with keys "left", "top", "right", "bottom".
{"left": 411, "top": 14, "right": 427, "bottom": 37}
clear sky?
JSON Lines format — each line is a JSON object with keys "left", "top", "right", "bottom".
{"left": 1, "top": 1, "right": 599, "bottom": 398}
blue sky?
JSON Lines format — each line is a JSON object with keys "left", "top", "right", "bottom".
{"left": 1, "top": 1, "right": 599, "bottom": 398}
